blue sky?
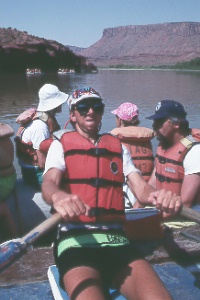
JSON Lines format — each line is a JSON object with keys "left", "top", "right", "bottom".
{"left": 0, "top": 0, "right": 200, "bottom": 48}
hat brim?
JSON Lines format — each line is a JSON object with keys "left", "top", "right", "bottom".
{"left": 111, "top": 109, "right": 118, "bottom": 115}
{"left": 37, "top": 91, "right": 68, "bottom": 112}
{"left": 68, "top": 94, "right": 102, "bottom": 109}
{"left": 146, "top": 112, "right": 168, "bottom": 120}
{"left": 111, "top": 109, "right": 139, "bottom": 121}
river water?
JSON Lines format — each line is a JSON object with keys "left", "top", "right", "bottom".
{"left": 0, "top": 69, "right": 200, "bottom": 177}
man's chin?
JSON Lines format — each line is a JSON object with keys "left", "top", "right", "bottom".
{"left": 157, "top": 134, "right": 169, "bottom": 148}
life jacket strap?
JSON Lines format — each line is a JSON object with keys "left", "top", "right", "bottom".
{"left": 155, "top": 153, "right": 183, "bottom": 166}
{"left": 64, "top": 148, "right": 122, "bottom": 158}
{"left": 63, "top": 178, "right": 122, "bottom": 187}
{"left": 155, "top": 172, "right": 183, "bottom": 183}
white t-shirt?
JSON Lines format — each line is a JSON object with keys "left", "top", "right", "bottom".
{"left": 183, "top": 144, "right": 200, "bottom": 175}
{"left": 44, "top": 140, "right": 139, "bottom": 177}
{"left": 44, "top": 140, "right": 140, "bottom": 208}
{"left": 22, "top": 119, "right": 50, "bottom": 150}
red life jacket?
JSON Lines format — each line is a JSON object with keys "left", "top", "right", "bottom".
{"left": 110, "top": 126, "right": 155, "bottom": 181}
{"left": 59, "top": 131, "right": 125, "bottom": 223}
{"left": 0, "top": 123, "right": 16, "bottom": 177}
{"left": 155, "top": 128, "right": 200, "bottom": 194}
{"left": 15, "top": 110, "right": 60, "bottom": 166}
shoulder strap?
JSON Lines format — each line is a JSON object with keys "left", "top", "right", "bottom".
{"left": 53, "top": 129, "right": 73, "bottom": 140}
{"left": 180, "top": 134, "right": 200, "bottom": 150}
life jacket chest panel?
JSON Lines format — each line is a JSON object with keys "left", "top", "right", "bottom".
{"left": 155, "top": 130, "right": 200, "bottom": 194}
{"left": 110, "top": 127, "right": 154, "bottom": 181}
{"left": 60, "top": 131, "right": 124, "bottom": 223}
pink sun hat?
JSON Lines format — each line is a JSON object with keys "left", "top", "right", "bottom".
{"left": 111, "top": 102, "right": 139, "bottom": 121}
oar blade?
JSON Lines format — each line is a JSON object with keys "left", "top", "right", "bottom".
{"left": 0, "top": 239, "right": 26, "bottom": 271}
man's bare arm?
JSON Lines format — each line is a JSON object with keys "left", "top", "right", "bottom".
{"left": 36, "top": 150, "right": 47, "bottom": 169}
{"left": 42, "top": 167, "right": 63, "bottom": 205}
{"left": 42, "top": 168, "right": 90, "bottom": 220}
{"left": 127, "top": 171, "right": 155, "bottom": 205}
{"left": 127, "top": 171, "right": 181, "bottom": 216}
{"left": 148, "top": 166, "right": 156, "bottom": 189}
{"left": 181, "top": 173, "right": 200, "bottom": 207}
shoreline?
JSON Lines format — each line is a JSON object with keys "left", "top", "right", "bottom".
{"left": 98, "top": 67, "right": 200, "bottom": 72}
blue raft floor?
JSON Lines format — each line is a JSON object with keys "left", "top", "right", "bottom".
{"left": 1, "top": 262, "right": 200, "bottom": 299}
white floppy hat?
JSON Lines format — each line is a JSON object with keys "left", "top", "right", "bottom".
{"left": 37, "top": 84, "right": 68, "bottom": 112}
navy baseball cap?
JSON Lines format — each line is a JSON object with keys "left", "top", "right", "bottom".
{"left": 146, "top": 100, "right": 187, "bottom": 120}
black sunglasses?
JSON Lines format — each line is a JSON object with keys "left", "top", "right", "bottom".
{"left": 74, "top": 102, "right": 105, "bottom": 115}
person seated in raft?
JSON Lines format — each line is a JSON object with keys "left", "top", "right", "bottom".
{"left": 147, "top": 100, "right": 200, "bottom": 211}
{"left": 110, "top": 102, "right": 155, "bottom": 209}
{"left": 0, "top": 123, "right": 17, "bottom": 240}
{"left": 0, "top": 123, "right": 16, "bottom": 198}
{"left": 42, "top": 86, "right": 181, "bottom": 300}
{"left": 15, "top": 84, "right": 68, "bottom": 190}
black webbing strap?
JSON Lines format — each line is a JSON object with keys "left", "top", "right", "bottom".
{"left": 63, "top": 178, "right": 122, "bottom": 187}
{"left": 155, "top": 153, "right": 183, "bottom": 166}
{"left": 155, "top": 172, "right": 183, "bottom": 183}
{"left": 64, "top": 148, "right": 122, "bottom": 158}
{"left": 132, "top": 156, "right": 154, "bottom": 161}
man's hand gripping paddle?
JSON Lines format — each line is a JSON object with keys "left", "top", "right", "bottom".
{"left": 0, "top": 206, "right": 199, "bottom": 272}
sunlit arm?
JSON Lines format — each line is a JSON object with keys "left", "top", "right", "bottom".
{"left": 42, "top": 168, "right": 90, "bottom": 220}
{"left": 126, "top": 171, "right": 182, "bottom": 217}
{"left": 36, "top": 150, "right": 47, "bottom": 169}
{"left": 181, "top": 173, "right": 200, "bottom": 207}
{"left": 148, "top": 166, "right": 157, "bottom": 189}
{"left": 126, "top": 171, "right": 155, "bottom": 205}
{"left": 42, "top": 167, "right": 63, "bottom": 205}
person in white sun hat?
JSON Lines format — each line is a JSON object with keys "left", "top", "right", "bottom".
{"left": 15, "top": 83, "right": 68, "bottom": 190}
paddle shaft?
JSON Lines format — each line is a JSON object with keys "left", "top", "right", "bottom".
{"left": 180, "top": 206, "right": 200, "bottom": 225}
{"left": 21, "top": 213, "right": 62, "bottom": 245}
{"left": 20, "top": 206, "right": 200, "bottom": 245}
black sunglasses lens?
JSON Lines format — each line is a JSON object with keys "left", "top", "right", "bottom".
{"left": 93, "top": 103, "right": 104, "bottom": 113}
{"left": 76, "top": 103, "right": 89, "bottom": 114}
{"left": 76, "top": 103, "right": 104, "bottom": 114}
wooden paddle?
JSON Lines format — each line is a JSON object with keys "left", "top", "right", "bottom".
{"left": 0, "top": 205, "right": 200, "bottom": 272}
{"left": 180, "top": 206, "right": 200, "bottom": 224}
{"left": 0, "top": 212, "right": 62, "bottom": 272}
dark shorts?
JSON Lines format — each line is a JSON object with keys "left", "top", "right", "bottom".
{"left": 54, "top": 244, "right": 142, "bottom": 289}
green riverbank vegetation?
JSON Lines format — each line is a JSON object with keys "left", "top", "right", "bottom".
{"left": 106, "top": 57, "right": 200, "bottom": 71}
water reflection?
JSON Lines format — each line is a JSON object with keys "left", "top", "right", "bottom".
{"left": 0, "top": 69, "right": 200, "bottom": 176}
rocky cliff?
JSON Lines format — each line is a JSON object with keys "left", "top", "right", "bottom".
{"left": 0, "top": 28, "right": 97, "bottom": 73}
{"left": 79, "top": 22, "right": 200, "bottom": 67}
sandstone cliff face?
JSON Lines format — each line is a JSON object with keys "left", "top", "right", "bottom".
{"left": 79, "top": 22, "right": 200, "bottom": 67}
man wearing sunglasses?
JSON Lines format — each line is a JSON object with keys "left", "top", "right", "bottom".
{"left": 42, "top": 87, "right": 181, "bottom": 300}
{"left": 147, "top": 100, "right": 200, "bottom": 210}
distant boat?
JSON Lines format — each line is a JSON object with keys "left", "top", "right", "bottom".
{"left": 26, "top": 69, "right": 42, "bottom": 75}
{"left": 57, "top": 68, "right": 75, "bottom": 75}
{"left": 90, "top": 69, "right": 98, "bottom": 74}
{"left": 34, "top": 69, "right": 42, "bottom": 75}
{"left": 26, "top": 69, "right": 35, "bottom": 75}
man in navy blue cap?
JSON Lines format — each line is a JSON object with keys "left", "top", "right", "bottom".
{"left": 147, "top": 100, "right": 200, "bottom": 209}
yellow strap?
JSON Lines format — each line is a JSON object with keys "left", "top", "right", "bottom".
{"left": 180, "top": 137, "right": 193, "bottom": 149}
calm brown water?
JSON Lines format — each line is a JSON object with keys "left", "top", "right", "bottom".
{"left": 0, "top": 69, "right": 200, "bottom": 176}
